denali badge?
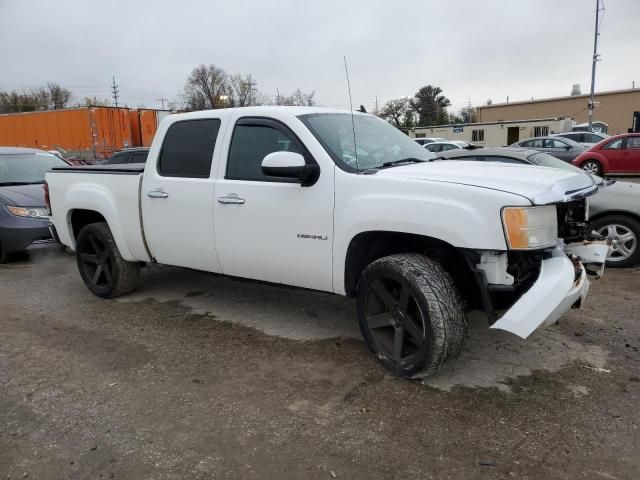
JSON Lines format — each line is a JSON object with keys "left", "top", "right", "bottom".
{"left": 297, "top": 234, "right": 328, "bottom": 241}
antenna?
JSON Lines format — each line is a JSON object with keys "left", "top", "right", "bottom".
{"left": 111, "top": 76, "right": 120, "bottom": 107}
{"left": 343, "top": 56, "right": 359, "bottom": 172}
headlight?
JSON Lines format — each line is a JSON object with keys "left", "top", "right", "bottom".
{"left": 6, "top": 206, "right": 49, "bottom": 219}
{"left": 502, "top": 205, "right": 557, "bottom": 250}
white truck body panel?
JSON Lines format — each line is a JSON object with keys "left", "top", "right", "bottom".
{"left": 46, "top": 106, "right": 604, "bottom": 340}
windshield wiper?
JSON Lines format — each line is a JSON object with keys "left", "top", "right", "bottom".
{"left": 0, "top": 181, "right": 44, "bottom": 186}
{"left": 379, "top": 157, "right": 429, "bottom": 168}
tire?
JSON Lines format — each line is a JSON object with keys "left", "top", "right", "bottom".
{"left": 356, "top": 253, "right": 467, "bottom": 379}
{"left": 75, "top": 222, "right": 141, "bottom": 298}
{"left": 592, "top": 215, "right": 640, "bottom": 268}
{"left": 0, "top": 239, "right": 6, "bottom": 264}
{"left": 581, "top": 159, "right": 602, "bottom": 176}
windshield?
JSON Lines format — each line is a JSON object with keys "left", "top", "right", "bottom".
{"left": 0, "top": 153, "right": 68, "bottom": 185}
{"left": 299, "top": 113, "right": 435, "bottom": 171}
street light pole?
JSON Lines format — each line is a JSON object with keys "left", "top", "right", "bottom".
{"left": 587, "top": 0, "right": 602, "bottom": 133}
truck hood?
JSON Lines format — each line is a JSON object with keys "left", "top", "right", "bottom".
{"left": 0, "top": 183, "right": 45, "bottom": 207}
{"left": 376, "top": 161, "right": 598, "bottom": 205}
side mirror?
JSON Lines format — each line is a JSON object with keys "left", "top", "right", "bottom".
{"left": 565, "top": 145, "right": 572, "bottom": 150}
{"left": 261, "top": 151, "right": 305, "bottom": 178}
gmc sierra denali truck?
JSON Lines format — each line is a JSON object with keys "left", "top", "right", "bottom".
{"left": 46, "top": 107, "right": 609, "bottom": 378}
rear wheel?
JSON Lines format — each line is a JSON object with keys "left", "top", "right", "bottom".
{"left": 76, "top": 222, "right": 140, "bottom": 298}
{"left": 582, "top": 159, "right": 602, "bottom": 176}
{"left": 592, "top": 215, "right": 640, "bottom": 268}
{"left": 356, "top": 253, "right": 467, "bottom": 378}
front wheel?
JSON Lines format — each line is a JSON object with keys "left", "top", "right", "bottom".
{"left": 356, "top": 253, "right": 467, "bottom": 378}
{"left": 592, "top": 215, "right": 640, "bottom": 268}
{"left": 582, "top": 159, "right": 602, "bottom": 176}
{"left": 75, "top": 222, "right": 141, "bottom": 298}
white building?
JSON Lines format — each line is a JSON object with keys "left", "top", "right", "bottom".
{"left": 407, "top": 117, "right": 575, "bottom": 147}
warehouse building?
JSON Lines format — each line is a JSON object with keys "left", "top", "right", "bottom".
{"left": 476, "top": 88, "right": 640, "bottom": 135}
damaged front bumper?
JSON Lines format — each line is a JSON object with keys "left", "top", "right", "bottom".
{"left": 490, "top": 241, "right": 610, "bottom": 339}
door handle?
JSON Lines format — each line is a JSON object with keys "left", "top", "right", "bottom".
{"left": 217, "top": 194, "right": 245, "bottom": 205}
{"left": 147, "top": 190, "right": 169, "bottom": 199}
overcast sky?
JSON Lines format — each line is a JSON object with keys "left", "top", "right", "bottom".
{"left": 0, "top": 0, "right": 638, "bottom": 113}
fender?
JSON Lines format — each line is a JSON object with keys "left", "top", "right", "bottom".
{"left": 63, "top": 184, "right": 137, "bottom": 262}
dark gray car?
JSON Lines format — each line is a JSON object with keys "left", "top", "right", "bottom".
{"left": 438, "top": 147, "right": 640, "bottom": 267}
{"left": 511, "top": 136, "right": 586, "bottom": 162}
{"left": 0, "top": 147, "right": 68, "bottom": 262}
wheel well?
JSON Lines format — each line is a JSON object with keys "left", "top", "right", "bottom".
{"left": 591, "top": 210, "right": 640, "bottom": 224}
{"left": 70, "top": 210, "right": 106, "bottom": 239}
{"left": 343, "top": 231, "right": 478, "bottom": 302}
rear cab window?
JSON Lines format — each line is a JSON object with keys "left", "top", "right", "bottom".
{"left": 158, "top": 119, "right": 221, "bottom": 178}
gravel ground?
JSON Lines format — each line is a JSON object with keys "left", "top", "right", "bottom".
{"left": 1, "top": 247, "right": 639, "bottom": 480}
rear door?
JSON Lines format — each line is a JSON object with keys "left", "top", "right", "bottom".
{"left": 544, "top": 138, "right": 572, "bottom": 161}
{"left": 141, "top": 118, "right": 223, "bottom": 272}
{"left": 212, "top": 115, "right": 334, "bottom": 291}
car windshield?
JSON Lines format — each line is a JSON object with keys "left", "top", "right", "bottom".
{"left": 0, "top": 153, "right": 68, "bottom": 185}
{"left": 299, "top": 113, "right": 435, "bottom": 171}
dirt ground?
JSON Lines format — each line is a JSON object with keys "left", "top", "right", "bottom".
{"left": 1, "top": 247, "right": 639, "bottom": 480}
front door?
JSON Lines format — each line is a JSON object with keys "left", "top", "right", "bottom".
{"left": 141, "top": 118, "right": 223, "bottom": 272}
{"left": 507, "top": 127, "right": 519, "bottom": 145}
{"left": 213, "top": 116, "right": 334, "bottom": 292}
{"left": 544, "top": 138, "right": 572, "bottom": 161}
{"left": 600, "top": 137, "right": 625, "bottom": 172}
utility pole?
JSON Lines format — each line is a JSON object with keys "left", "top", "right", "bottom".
{"left": 375, "top": 96, "right": 379, "bottom": 116}
{"left": 244, "top": 79, "right": 257, "bottom": 105}
{"left": 588, "top": 0, "right": 603, "bottom": 133}
{"left": 111, "top": 76, "right": 120, "bottom": 107}
{"left": 276, "top": 88, "right": 280, "bottom": 105}
{"left": 156, "top": 98, "right": 168, "bottom": 109}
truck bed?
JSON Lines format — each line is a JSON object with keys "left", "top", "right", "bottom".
{"left": 51, "top": 163, "right": 145, "bottom": 174}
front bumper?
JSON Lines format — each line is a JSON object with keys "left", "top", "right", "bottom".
{"left": 490, "top": 242, "right": 609, "bottom": 339}
{"left": 0, "top": 215, "right": 53, "bottom": 254}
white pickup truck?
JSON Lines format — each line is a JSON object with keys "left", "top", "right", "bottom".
{"left": 46, "top": 107, "right": 609, "bottom": 378}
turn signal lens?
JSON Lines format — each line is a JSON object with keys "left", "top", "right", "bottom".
{"left": 6, "top": 206, "right": 49, "bottom": 218}
{"left": 502, "top": 206, "right": 557, "bottom": 250}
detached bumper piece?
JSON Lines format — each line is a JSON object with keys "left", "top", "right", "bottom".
{"left": 490, "top": 241, "right": 609, "bottom": 339}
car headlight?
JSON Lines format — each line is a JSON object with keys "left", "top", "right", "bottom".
{"left": 502, "top": 205, "right": 558, "bottom": 250}
{"left": 6, "top": 206, "right": 49, "bottom": 219}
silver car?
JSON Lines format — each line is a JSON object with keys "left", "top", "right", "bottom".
{"left": 511, "top": 136, "right": 586, "bottom": 162}
{"left": 552, "top": 131, "right": 610, "bottom": 147}
{"left": 439, "top": 147, "right": 639, "bottom": 267}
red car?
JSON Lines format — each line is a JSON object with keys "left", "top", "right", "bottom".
{"left": 572, "top": 133, "right": 640, "bottom": 175}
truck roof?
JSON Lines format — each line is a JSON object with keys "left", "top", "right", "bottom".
{"left": 170, "top": 106, "right": 364, "bottom": 122}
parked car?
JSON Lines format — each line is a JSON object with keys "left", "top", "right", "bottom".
{"left": 439, "top": 147, "right": 639, "bottom": 267}
{"left": 511, "top": 136, "right": 586, "bottom": 162}
{"left": 572, "top": 133, "right": 640, "bottom": 176}
{"left": 47, "top": 106, "right": 606, "bottom": 379}
{"left": 413, "top": 137, "right": 445, "bottom": 145}
{"left": 552, "top": 131, "right": 609, "bottom": 147}
{"left": 0, "top": 147, "right": 68, "bottom": 262}
{"left": 424, "top": 140, "right": 478, "bottom": 153}
{"left": 102, "top": 147, "right": 150, "bottom": 165}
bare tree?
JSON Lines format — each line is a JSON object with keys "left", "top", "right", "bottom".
{"left": 47, "top": 83, "right": 72, "bottom": 109}
{"left": 184, "top": 64, "right": 229, "bottom": 110}
{"left": 80, "top": 96, "right": 112, "bottom": 107}
{"left": 229, "top": 74, "right": 260, "bottom": 107}
{"left": 275, "top": 89, "right": 315, "bottom": 106}
{"left": 379, "top": 98, "right": 411, "bottom": 128}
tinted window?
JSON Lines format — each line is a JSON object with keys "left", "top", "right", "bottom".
{"left": 587, "top": 133, "right": 602, "bottom": 143}
{"left": 426, "top": 144, "right": 442, "bottom": 152}
{"left": 546, "top": 139, "right": 569, "bottom": 148}
{"left": 603, "top": 138, "right": 624, "bottom": 150}
{"left": 226, "top": 122, "right": 304, "bottom": 181}
{"left": 627, "top": 137, "right": 640, "bottom": 149}
{"left": 108, "top": 153, "right": 129, "bottom": 164}
{"left": 520, "top": 140, "right": 532, "bottom": 147}
{"left": 131, "top": 152, "right": 148, "bottom": 163}
{"left": 158, "top": 119, "right": 220, "bottom": 178}
{"left": 440, "top": 144, "right": 457, "bottom": 151}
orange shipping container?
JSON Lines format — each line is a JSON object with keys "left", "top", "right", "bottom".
{"left": 0, "top": 106, "right": 164, "bottom": 159}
